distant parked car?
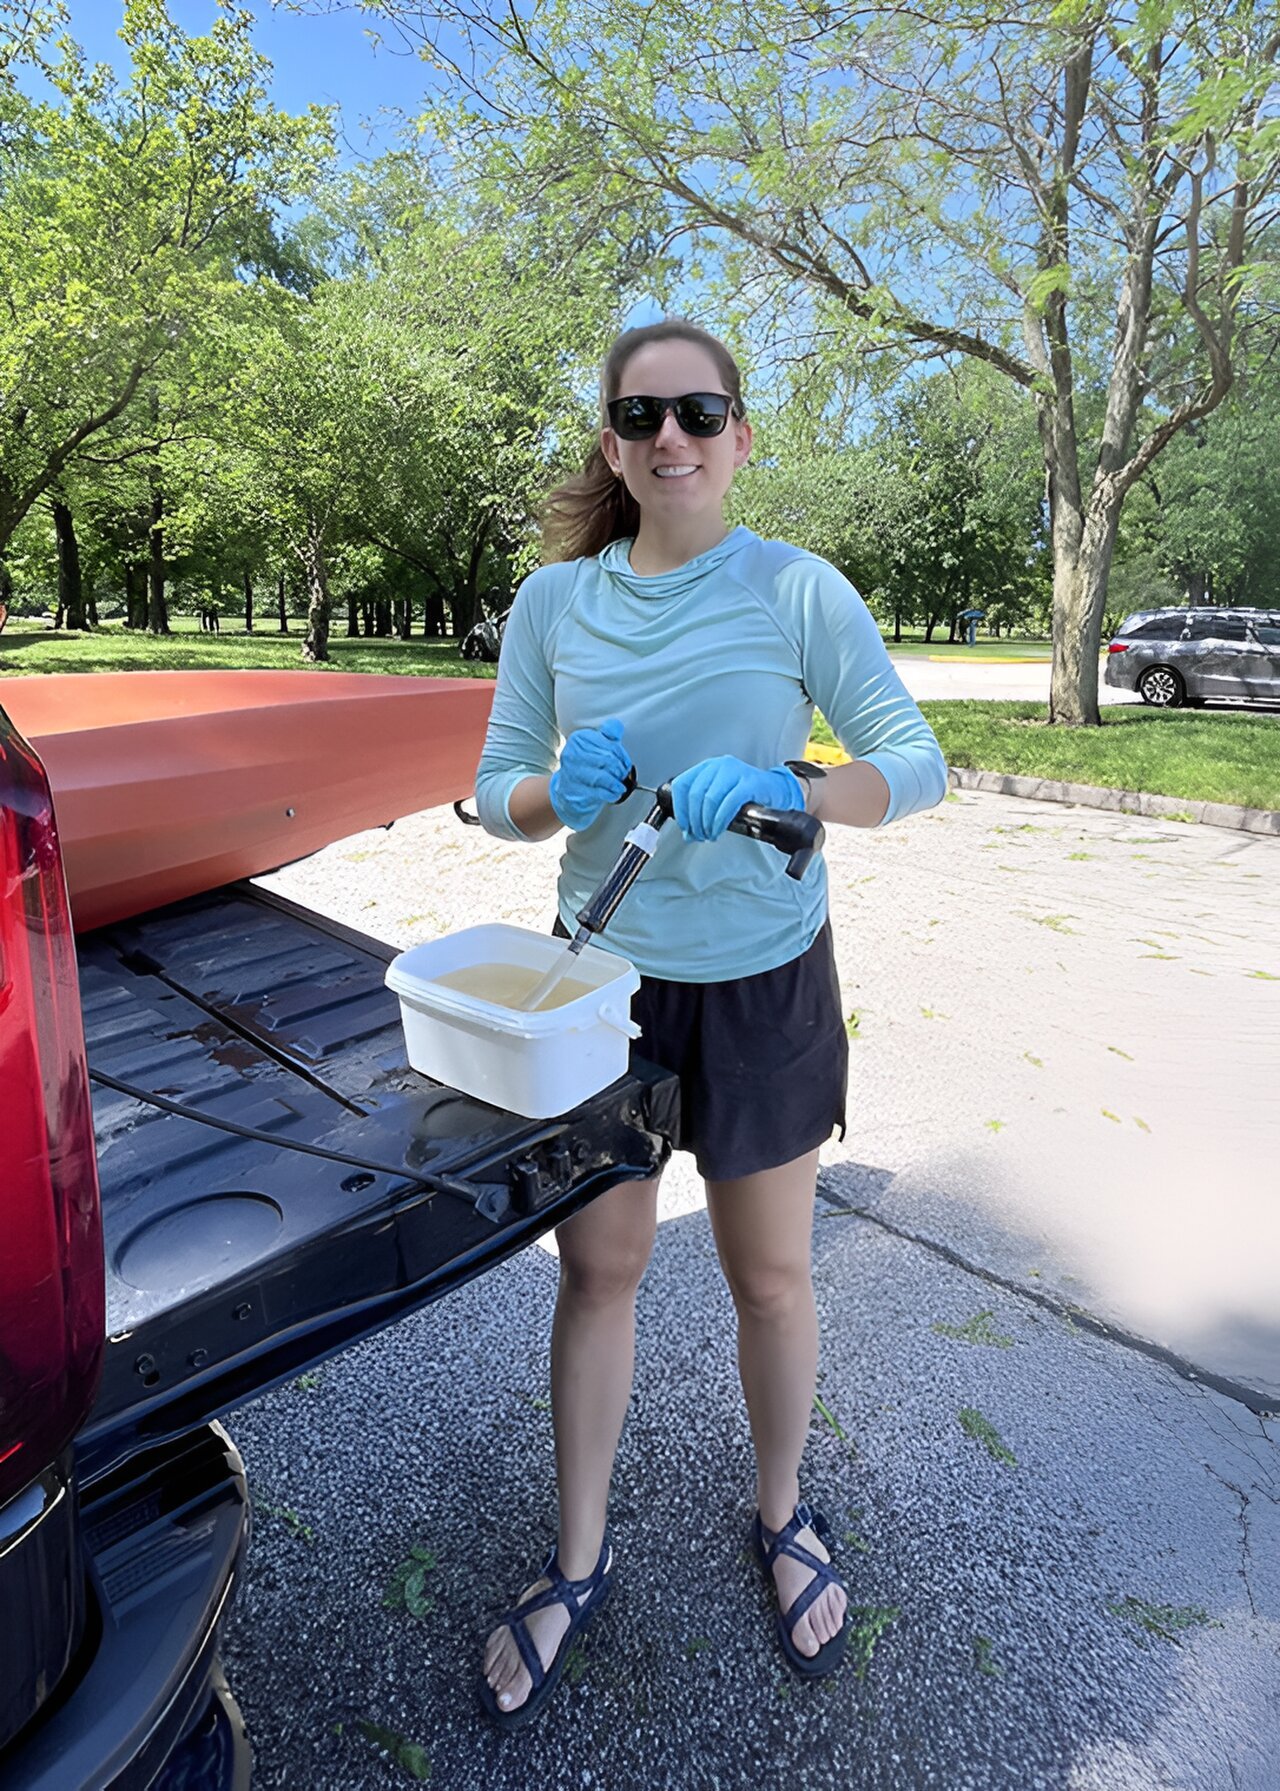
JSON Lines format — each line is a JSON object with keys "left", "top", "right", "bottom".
{"left": 1105, "top": 607, "right": 1280, "bottom": 707}
{"left": 458, "top": 610, "right": 508, "bottom": 663}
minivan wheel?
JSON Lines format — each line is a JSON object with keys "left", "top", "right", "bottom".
{"left": 1138, "top": 666, "right": 1184, "bottom": 708}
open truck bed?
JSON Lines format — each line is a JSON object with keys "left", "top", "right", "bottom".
{"left": 7, "top": 882, "right": 677, "bottom": 1791}
{"left": 77, "top": 878, "right": 679, "bottom": 1478}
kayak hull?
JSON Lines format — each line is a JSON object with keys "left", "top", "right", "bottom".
{"left": 0, "top": 671, "right": 496, "bottom": 932}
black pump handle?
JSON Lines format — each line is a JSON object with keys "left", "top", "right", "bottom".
{"left": 726, "top": 802, "right": 824, "bottom": 881}
{"left": 618, "top": 771, "right": 823, "bottom": 881}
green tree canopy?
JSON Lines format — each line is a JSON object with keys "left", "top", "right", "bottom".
{"left": 0, "top": 0, "right": 329, "bottom": 552}
{"left": 352, "top": 0, "right": 1280, "bottom": 721}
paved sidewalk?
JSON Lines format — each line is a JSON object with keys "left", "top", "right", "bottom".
{"left": 218, "top": 790, "right": 1279, "bottom": 1789}
{"left": 887, "top": 655, "right": 1132, "bottom": 705}
{"left": 818, "top": 787, "right": 1277, "bottom": 1406}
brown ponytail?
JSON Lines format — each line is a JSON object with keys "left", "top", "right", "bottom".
{"left": 541, "top": 318, "right": 746, "bottom": 564}
{"left": 541, "top": 443, "right": 641, "bottom": 565}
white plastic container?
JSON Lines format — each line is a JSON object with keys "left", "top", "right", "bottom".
{"left": 384, "top": 922, "right": 642, "bottom": 1118}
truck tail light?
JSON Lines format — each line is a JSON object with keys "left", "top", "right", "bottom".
{"left": 0, "top": 709, "right": 104, "bottom": 1509}
{"left": 1107, "top": 642, "right": 1130, "bottom": 654}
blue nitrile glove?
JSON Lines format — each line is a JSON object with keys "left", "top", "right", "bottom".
{"left": 670, "top": 756, "right": 805, "bottom": 843}
{"left": 549, "top": 718, "right": 632, "bottom": 831}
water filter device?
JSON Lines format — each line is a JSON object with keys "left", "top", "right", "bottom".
{"left": 571, "top": 772, "right": 824, "bottom": 948}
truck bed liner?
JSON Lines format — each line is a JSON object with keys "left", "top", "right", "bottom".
{"left": 77, "top": 883, "right": 678, "bottom": 1479}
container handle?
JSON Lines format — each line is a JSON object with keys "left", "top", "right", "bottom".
{"left": 598, "top": 1003, "right": 642, "bottom": 1040}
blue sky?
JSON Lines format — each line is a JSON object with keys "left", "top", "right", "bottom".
{"left": 60, "top": 1, "right": 435, "bottom": 154}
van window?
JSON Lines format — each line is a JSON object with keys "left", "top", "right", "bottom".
{"left": 1253, "top": 619, "right": 1280, "bottom": 646}
{"left": 1185, "top": 614, "right": 1249, "bottom": 642}
{"left": 1122, "top": 614, "right": 1185, "bottom": 640}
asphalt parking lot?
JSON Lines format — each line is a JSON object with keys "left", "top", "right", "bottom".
{"left": 222, "top": 787, "right": 1280, "bottom": 1790}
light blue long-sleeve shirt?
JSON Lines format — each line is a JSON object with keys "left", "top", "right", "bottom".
{"left": 475, "top": 525, "right": 948, "bottom": 981}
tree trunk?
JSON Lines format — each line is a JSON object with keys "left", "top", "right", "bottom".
{"left": 1046, "top": 499, "right": 1122, "bottom": 727}
{"left": 448, "top": 514, "right": 494, "bottom": 640}
{"left": 144, "top": 385, "right": 170, "bottom": 635}
{"left": 53, "top": 501, "right": 87, "bottom": 630}
{"left": 347, "top": 594, "right": 360, "bottom": 637}
{"left": 301, "top": 520, "right": 330, "bottom": 663}
{"left": 1039, "top": 186, "right": 1163, "bottom": 726}
{"left": 124, "top": 562, "right": 146, "bottom": 628}
{"left": 449, "top": 589, "right": 479, "bottom": 639}
{"left": 1034, "top": 382, "right": 1093, "bottom": 725}
{"left": 375, "top": 597, "right": 392, "bottom": 637}
{"left": 362, "top": 600, "right": 374, "bottom": 638}
{"left": 947, "top": 571, "right": 965, "bottom": 644}
{"left": 146, "top": 486, "right": 169, "bottom": 634}
{"left": 0, "top": 556, "right": 12, "bottom": 629}
{"left": 1185, "top": 569, "right": 1208, "bottom": 606}
{"left": 892, "top": 606, "right": 901, "bottom": 644}
{"left": 923, "top": 614, "right": 937, "bottom": 643}
{"left": 397, "top": 596, "right": 412, "bottom": 639}
{"left": 243, "top": 569, "right": 254, "bottom": 632}
{"left": 422, "top": 593, "right": 445, "bottom": 637}
{"left": 87, "top": 587, "right": 98, "bottom": 626}
{"left": 277, "top": 568, "right": 288, "bottom": 632}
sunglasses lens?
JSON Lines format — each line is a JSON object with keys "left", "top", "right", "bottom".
{"left": 611, "top": 396, "right": 665, "bottom": 439}
{"left": 607, "top": 394, "right": 735, "bottom": 439}
{"left": 674, "top": 394, "right": 730, "bottom": 436}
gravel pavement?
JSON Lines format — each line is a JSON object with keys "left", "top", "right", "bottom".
{"left": 221, "top": 787, "right": 1280, "bottom": 1791}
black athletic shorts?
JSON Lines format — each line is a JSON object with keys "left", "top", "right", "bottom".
{"left": 554, "top": 916, "right": 848, "bottom": 1181}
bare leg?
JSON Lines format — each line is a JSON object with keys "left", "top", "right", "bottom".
{"left": 483, "top": 1173, "right": 659, "bottom": 1713}
{"left": 705, "top": 1149, "right": 848, "bottom": 1656}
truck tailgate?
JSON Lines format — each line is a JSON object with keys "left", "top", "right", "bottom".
{"left": 76, "top": 883, "right": 678, "bottom": 1479}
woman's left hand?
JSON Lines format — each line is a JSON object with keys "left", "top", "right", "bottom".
{"left": 670, "top": 756, "right": 805, "bottom": 842}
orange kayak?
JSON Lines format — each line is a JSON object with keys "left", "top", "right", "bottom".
{"left": 0, "top": 671, "right": 495, "bottom": 932}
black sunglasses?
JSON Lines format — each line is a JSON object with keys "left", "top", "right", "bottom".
{"left": 605, "top": 391, "right": 742, "bottom": 440}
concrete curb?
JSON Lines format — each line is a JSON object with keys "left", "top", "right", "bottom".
{"left": 946, "top": 764, "right": 1280, "bottom": 836}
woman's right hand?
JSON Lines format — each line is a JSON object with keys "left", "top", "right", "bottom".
{"left": 549, "top": 718, "right": 632, "bottom": 830}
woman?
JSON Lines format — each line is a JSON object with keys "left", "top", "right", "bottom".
{"left": 473, "top": 319, "right": 947, "bottom": 1727}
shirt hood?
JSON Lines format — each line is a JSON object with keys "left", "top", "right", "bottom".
{"left": 597, "top": 525, "right": 755, "bottom": 602}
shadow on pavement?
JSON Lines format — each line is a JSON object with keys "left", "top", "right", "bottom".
{"left": 222, "top": 1184, "right": 1277, "bottom": 1791}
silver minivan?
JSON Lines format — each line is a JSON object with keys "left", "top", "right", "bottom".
{"left": 1104, "top": 607, "right": 1280, "bottom": 707}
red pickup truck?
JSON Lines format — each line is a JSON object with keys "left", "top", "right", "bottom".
{"left": 0, "top": 676, "right": 676, "bottom": 1789}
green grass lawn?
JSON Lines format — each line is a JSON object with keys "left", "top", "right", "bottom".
{"left": 0, "top": 621, "right": 499, "bottom": 680}
{"left": 0, "top": 617, "right": 1055, "bottom": 668}
{"left": 813, "top": 701, "right": 1279, "bottom": 812}
{"left": 4, "top": 623, "right": 1275, "bottom": 811}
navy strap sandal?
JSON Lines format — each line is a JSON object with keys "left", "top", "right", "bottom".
{"left": 753, "top": 1500, "right": 848, "bottom": 1679}
{"left": 478, "top": 1534, "right": 614, "bottom": 1731}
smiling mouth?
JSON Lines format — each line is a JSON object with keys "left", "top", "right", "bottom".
{"left": 653, "top": 465, "right": 698, "bottom": 479}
